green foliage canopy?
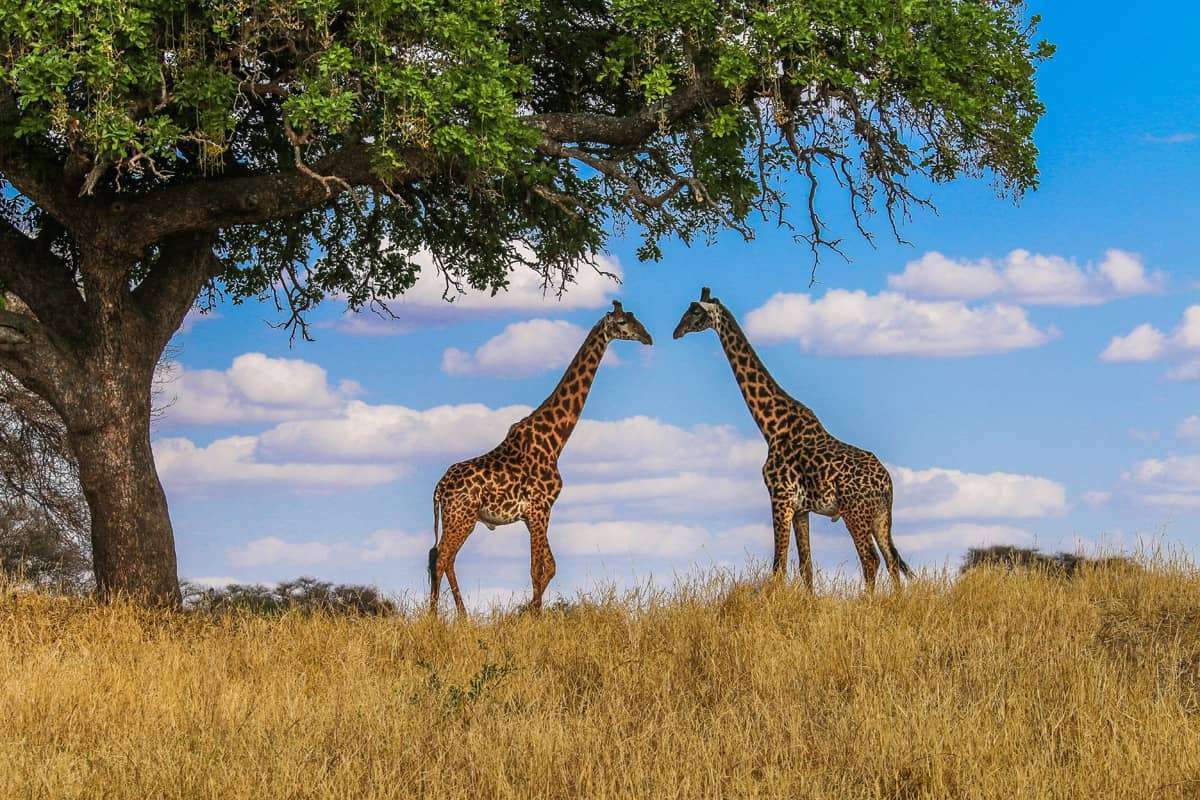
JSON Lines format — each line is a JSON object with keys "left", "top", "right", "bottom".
{"left": 1, "top": 0, "right": 1052, "bottom": 332}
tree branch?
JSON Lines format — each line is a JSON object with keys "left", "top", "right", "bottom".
{"left": 528, "top": 78, "right": 733, "bottom": 147}
{"left": 131, "top": 232, "right": 222, "bottom": 346}
{"left": 116, "top": 78, "right": 733, "bottom": 244}
{"left": 0, "top": 216, "right": 89, "bottom": 344}
{"left": 120, "top": 143, "right": 432, "bottom": 246}
{"left": 0, "top": 306, "right": 72, "bottom": 408}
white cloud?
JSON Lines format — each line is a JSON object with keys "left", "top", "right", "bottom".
{"left": 479, "top": 520, "right": 822, "bottom": 561}
{"left": 1099, "top": 306, "right": 1200, "bottom": 378}
{"left": 357, "top": 529, "right": 432, "bottom": 562}
{"left": 229, "top": 536, "right": 335, "bottom": 567}
{"left": 442, "top": 319, "right": 617, "bottom": 377}
{"left": 161, "top": 353, "right": 360, "bottom": 425}
{"left": 1120, "top": 454, "right": 1200, "bottom": 509}
{"left": 1167, "top": 361, "right": 1200, "bottom": 382}
{"left": 460, "top": 585, "right": 532, "bottom": 612}
{"left": 889, "top": 466, "right": 1068, "bottom": 521}
{"left": 154, "top": 386, "right": 1069, "bottom": 535}
{"left": 1177, "top": 307, "right": 1200, "bottom": 349}
{"left": 889, "top": 250, "right": 1163, "bottom": 306}
{"left": 334, "top": 249, "right": 622, "bottom": 334}
{"left": 177, "top": 308, "right": 222, "bottom": 334}
{"left": 1081, "top": 491, "right": 1111, "bottom": 509}
{"left": 705, "top": 521, "right": 1038, "bottom": 562}
{"left": 255, "top": 401, "right": 531, "bottom": 464}
{"left": 241, "top": 521, "right": 710, "bottom": 564}
{"left": 1100, "top": 323, "right": 1169, "bottom": 362}
{"left": 895, "top": 523, "right": 1034, "bottom": 553}
{"left": 559, "top": 473, "right": 763, "bottom": 519}
{"left": 255, "top": 407, "right": 765, "bottom": 478}
{"left": 471, "top": 519, "right": 1037, "bottom": 563}
{"left": 563, "top": 417, "right": 765, "bottom": 478}
{"left": 158, "top": 405, "right": 741, "bottom": 493}
{"left": 1178, "top": 416, "right": 1200, "bottom": 441}
{"left": 154, "top": 436, "right": 400, "bottom": 490}
{"left": 228, "top": 529, "right": 428, "bottom": 568}
{"left": 743, "top": 290, "right": 1055, "bottom": 357}
{"left": 552, "top": 521, "right": 710, "bottom": 558}
{"left": 560, "top": 445, "right": 1068, "bottom": 527}
{"left": 186, "top": 576, "right": 241, "bottom": 588}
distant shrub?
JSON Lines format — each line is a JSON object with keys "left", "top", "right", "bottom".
{"left": 182, "top": 577, "right": 395, "bottom": 616}
{"left": 960, "top": 545, "right": 1138, "bottom": 578}
{"left": 0, "top": 508, "right": 92, "bottom": 593}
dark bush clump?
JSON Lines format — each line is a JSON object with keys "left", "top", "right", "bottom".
{"left": 182, "top": 576, "right": 395, "bottom": 616}
{"left": 960, "top": 545, "right": 1138, "bottom": 578}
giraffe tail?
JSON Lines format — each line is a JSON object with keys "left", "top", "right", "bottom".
{"left": 428, "top": 482, "right": 443, "bottom": 596}
{"left": 882, "top": 500, "right": 912, "bottom": 579}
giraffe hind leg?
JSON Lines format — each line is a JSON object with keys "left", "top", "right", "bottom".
{"left": 842, "top": 510, "right": 881, "bottom": 593}
{"left": 432, "top": 506, "right": 475, "bottom": 617}
{"left": 870, "top": 499, "right": 909, "bottom": 590}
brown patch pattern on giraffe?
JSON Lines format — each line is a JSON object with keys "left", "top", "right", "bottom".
{"left": 429, "top": 301, "right": 653, "bottom": 615}
{"left": 673, "top": 287, "right": 911, "bottom": 591}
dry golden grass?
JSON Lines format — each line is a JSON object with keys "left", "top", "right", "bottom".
{"left": 3, "top": 559, "right": 1200, "bottom": 799}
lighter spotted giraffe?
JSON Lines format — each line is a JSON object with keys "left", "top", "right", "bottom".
{"left": 673, "top": 287, "right": 910, "bottom": 591}
{"left": 429, "top": 301, "right": 653, "bottom": 615}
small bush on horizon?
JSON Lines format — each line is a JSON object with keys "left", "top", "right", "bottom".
{"left": 960, "top": 544, "right": 1140, "bottom": 578}
{"left": 181, "top": 576, "right": 395, "bottom": 616}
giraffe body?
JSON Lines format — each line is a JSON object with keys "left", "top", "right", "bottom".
{"left": 674, "top": 289, "right": 910, "bottom": 591}
{"left": 429, "top": 303, "right": 652, "bottom": 615}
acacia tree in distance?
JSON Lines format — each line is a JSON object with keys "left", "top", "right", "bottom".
{"left": 0, "top": 0, "right": 1052, "bottom": 604}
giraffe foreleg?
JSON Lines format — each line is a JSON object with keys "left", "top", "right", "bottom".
{"left": 769, "top": 495, "right": 795, "bottom": 578}
{"left": 523, "top": 505, "right": 554, "bottom": 612}
{"left": 792, "top": 511, "right": 813, "bottom": 591}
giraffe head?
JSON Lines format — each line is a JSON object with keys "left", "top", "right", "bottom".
{"left": 603, "top": 300, "right": 653, "bottom": 345}
{"left": 672, "top": 287, "right": 722, "bottom": 339}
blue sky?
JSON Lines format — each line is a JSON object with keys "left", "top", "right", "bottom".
{"left": 156, "top": 2, "right": 1200, "bottom": 606}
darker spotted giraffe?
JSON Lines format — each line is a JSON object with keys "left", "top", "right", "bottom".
{"left": 429, "top": 301, "right": 653, "bottom": 615}
{"left": 673, "top": 287, "right": 910, "bottom": 591}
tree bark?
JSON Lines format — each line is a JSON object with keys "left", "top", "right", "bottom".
{"left": 0, "top": 222, "right": 211, "bottom": 607}
{"left": 39, "top": 242, "right": 190, "bottom": 608}
{"left": 67, "top": 357, "right": 180, "bottom": 606}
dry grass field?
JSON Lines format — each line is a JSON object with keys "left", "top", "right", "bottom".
{"left": 2, "top": 558, "right": 1200, "bottom": 800}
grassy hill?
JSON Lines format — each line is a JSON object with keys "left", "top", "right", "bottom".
{"left": 2, "top": 559, "right": 1199, "bottom": 799}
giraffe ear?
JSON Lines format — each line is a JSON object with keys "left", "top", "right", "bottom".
{"left": 700, "top": 287, "right": 711, "bottom": 302}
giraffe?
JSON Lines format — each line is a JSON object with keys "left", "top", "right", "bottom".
{"left": 429, "top": 301, "right": 653, "bottom": 615}
{"left": 673, "top": 287, "right": 910, "bottom": 591}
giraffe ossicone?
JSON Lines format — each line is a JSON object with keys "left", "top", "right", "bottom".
{"left": 673, "top": 286, "right": 911, "bottom": 591}
{"left": 428, "top": 302, "right": 653, "bottom": 616}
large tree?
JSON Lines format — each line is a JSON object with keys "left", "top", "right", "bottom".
{"left": 0, "top": 0, "right": 1051, "bottom": 604}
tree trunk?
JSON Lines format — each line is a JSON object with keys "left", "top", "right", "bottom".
{"left": 67, "top": 349, "right": 180, "bottom": 607}
{"left": 0, "top": 220, "right": 207, "bottom": 608}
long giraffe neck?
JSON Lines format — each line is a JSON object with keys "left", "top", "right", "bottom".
{"left": 711, "top": 304, "right": 809, "bottom": 439}
{"left": 527, "top": 321, "right": 611, "bottom": 457}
